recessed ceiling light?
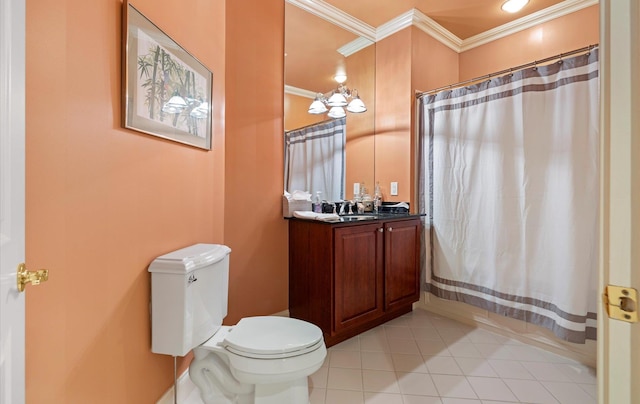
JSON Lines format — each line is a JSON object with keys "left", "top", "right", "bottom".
{"left": 501, "top": 0, "right": 529, "bottom": 13}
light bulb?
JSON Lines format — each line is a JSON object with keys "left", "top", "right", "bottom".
{"left": 327, "top": 106, "right": 346, "bottom": 118}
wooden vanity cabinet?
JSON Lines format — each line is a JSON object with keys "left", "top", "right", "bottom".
{"left": 289, "top": 217, "right": 421, "bottom": 347}
{"left": 333, "top": 223, "right": 384, "bottom": 333}
{"left": 383, "top": 219, "right": 422, "bottom": 311}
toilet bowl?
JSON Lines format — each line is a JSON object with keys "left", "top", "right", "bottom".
{"left": 148, "top": 244, "right": 327, "bottom": 404}
{"left": 190, "top": 316, "right": 326, "bottom": 403}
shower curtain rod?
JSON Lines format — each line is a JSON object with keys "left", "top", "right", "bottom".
{"left": 415, "top": 43, "right": 598, "bottom": 97}
{"left": 284, "top": 117, "right": 337, "bottom": 133}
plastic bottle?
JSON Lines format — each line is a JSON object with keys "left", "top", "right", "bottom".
{"left": 313, "top": 191, "right": 323, "bottom": 213}
{"left": 374, "top": 182, "right": 382, "bottom": 213}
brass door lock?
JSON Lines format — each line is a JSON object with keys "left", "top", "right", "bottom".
{"left": 17, "top": 263, "right": 49, "bottom": 293}
{"left": 603, "top": 285, "right": 638, "bottom": 323}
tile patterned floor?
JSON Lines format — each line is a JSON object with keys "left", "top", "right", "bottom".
{"left": 308, "top": 310, "right": 597, "bottom": 404}
{"left": 183, "top": 309, "right": 597, "bottom": 404}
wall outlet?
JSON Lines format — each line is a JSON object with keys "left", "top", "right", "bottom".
{"left": 390, "top": 182, "right": 398, "bottom": 196}
{"left": 353, "top": 182, "right": 360, "bottom": 196}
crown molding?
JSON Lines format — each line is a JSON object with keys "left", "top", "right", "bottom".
{"left": 284, "top": 85, "right": 317, "bottom": 99}
{"left": 285, "top": 0, "right": 376, "bottom": 41}
{"left": 460, "top": 0, "right": 599, "bottom": 52}
{"left": 411, "top": 9, "right": 463, "bottom": 52}
{"left": 287, "top": 0, "right": 598, "bottom": 55}
{"left": 338, "top": 8, "right": 462, "bottom": 56}
{"left": 338, "top": 37, "right": 375, "bottom": 57}
{"left": 375, "top": 9, "right": 413, "bottom": 42}
{"left": 369, "top": 9, "right": 462, "bottom": 52}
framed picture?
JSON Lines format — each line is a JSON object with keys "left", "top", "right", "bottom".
{"left": 122, "top": 1, "right": 212, "bottom": 150}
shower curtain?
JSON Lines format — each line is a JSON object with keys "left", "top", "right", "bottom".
{"left": 284, "top": 117, "right": 346, "bottom": 202}
{"left": 418, "top": 49, "right": 599, "bottom": 343}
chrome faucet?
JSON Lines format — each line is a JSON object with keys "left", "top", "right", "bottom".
{"left": 338, "top": 201, "right": 355, "bottom": 215}
{"left": 338, "top": 201, "right": 347, "bottom": 215}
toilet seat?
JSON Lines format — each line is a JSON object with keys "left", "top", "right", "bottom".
{"left": 195, "top": 316, "right": 327, "bottom": 386}
{"left": 223, "top": 316, "right": 323, "bottom": 359}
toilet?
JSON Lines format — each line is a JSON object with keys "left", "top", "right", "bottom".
{"left": 148, "top": 243, "right": 327, "bottom": 404}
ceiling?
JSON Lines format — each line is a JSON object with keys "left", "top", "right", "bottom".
{"left": 322, "top": 0, "right": 564, "bottom": 40}
{"left": 285, "top": 0, "right": 567, "bottom": 94}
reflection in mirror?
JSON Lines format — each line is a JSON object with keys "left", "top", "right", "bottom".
{"left": 284, "top": 117, "right": 346, "bottom": 202}
{"left": 284, "top": 2, "right": 375, "bottom": 203}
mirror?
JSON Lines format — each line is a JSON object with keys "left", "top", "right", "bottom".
{"left": 284, "top": 2, "right": 376, "bottom": 202}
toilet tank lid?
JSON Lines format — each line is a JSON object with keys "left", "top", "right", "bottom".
{"left": 148, "top": 243, "right": 231, "bottom": 274}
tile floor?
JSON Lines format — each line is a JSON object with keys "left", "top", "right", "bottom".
{"left": 308, "top": 309, "right": 597, "bottom": 404}
{"left": 184, "top": 309, "right": 597, "bottom": 404}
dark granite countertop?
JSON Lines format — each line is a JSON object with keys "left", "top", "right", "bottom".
{"left": 286, "top": 212, "right": 425, "bottom": 224}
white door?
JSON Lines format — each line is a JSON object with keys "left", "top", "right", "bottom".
{"left": 0, "top": 0, "right": 25, "bottom": 403}
{"left": 597, "top": 0, "right": 640, "bottom": 403}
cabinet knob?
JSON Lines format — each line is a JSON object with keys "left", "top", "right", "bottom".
{"left": 388, "top": 227, "right": 393, "bottom": 232}
{"left": 378, "top": 228, "right": 384, "bottom": 232}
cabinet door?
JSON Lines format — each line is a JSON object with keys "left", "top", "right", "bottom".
{"left": 334, "top": 223, "right": 384, "bottom": 333}
{"left": 384, "top": 219, "right": 421, "bottom": 311}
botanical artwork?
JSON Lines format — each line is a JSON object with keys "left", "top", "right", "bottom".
{"left": 123, "top": 2, "right": 212, "bottom": 150}
{"left": 135, "top": 29, "right": 209, "bottom": 138}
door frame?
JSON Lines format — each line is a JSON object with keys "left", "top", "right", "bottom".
{"left": 0, "top": 0, "right": 26, "bottom": 403}
{"left": 597, "top": 0, "right": 640, "bottom": 402}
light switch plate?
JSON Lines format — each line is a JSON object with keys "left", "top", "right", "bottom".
{"left": 390, "top": 182, "right": 398, "bottom": 196}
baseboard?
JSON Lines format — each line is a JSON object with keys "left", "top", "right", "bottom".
{"left": 415, "top": 292, "right": 597, "bottom": 367}
{"left": 270, "top": 309, "right": 291, "bottom": 317}
{"left": 156, "top": 368, "right": 198, "bottom": 404}
{"left": 156, "top": 309, "right": 292, "bottom": 404}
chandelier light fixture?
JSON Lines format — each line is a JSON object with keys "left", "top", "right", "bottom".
{"left": 308, "top": 75, "right": 367, "bottom": 118}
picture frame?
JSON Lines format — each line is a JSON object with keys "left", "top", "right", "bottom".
{"left": 122, "top": 1, "right": 212, "bottom": 150}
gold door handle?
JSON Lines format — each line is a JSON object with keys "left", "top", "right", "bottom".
{"left": 17, "top": 263, "right": 49, "bottom": 293}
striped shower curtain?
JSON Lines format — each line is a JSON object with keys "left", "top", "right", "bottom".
{"left": 418, "top": 49, "right": 599, "bottom": 343}
{"left": 284, "top": 117, "right": 346, "bottom": 202}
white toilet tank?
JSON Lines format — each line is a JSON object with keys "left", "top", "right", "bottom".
{"left": 148, "top": 243, "right": 231, "bottom": 357}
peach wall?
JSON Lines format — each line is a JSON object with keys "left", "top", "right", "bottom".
{"left": 410, "top": 27, "right": 459, "bottom": 203}
{"left": 345, "top": 45, "right": 376, "bottom": 200}
{"left": 411, "top": 27, "right": 459, "bottom": 96}
{"left": 374, "top": 27, "right": 458, "bottom": 205}
{"left": 375, "top": 28, "right": 412, "bottom": 203}
{"left": 224, "top": 0, "right": 287, "bottom": 324}
{"left": 25, "top": 0, "right": 226, "bottom": 402}
{"left": 284, "top": 93, "right": 325, "bottom": 131}
{"left": 459, "top": 5, "right": 599, "bottom": 80}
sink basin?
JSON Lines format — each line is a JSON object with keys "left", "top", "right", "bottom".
{"left": 339, "top": 215, "right": 376, "bottom": 221}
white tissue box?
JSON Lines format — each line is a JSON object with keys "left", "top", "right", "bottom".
{"left": 283, "top": 196, "right": 311, "bottom": 218}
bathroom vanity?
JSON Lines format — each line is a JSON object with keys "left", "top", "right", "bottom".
{"left": 288, "top": 215, "right": 422, "bottom": 347}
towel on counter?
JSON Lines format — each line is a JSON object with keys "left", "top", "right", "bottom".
{"left": 293, "top": 211, "right": 340, "bottom": 222}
